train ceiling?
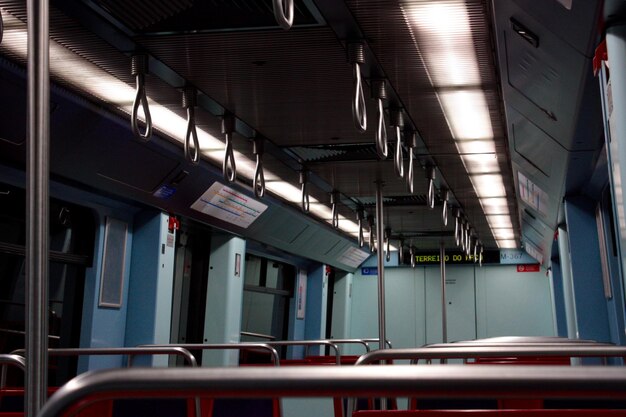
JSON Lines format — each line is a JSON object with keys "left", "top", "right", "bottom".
{"left": 0, "top": 0, "right": 605, "bottom": 264}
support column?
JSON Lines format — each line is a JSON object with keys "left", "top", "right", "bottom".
{"left": 375, "top": 181, "right": 386, "bottom": 351}
{"left": 125, "top": 212, "right": 176, "bottom": 367}
{"left": 203, "top": 234, "right": 246, "bottom": 366}
{"left": 26, "top": 0, "right": 49, "bottom": 414}
{"left": 440, "top": 243, "right": 447, "bottom": 344}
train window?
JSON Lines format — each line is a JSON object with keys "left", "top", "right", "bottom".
{"left": 0, "top": 182, "right": 95, "bottom": 384}
{"left": 241, "top": 254, "right": 295, "bottom": 349}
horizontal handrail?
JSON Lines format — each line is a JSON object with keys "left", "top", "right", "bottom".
{"left": 0, "top": 354, "right": 26, "bottom": 389}
{"left": 10, "top": 347, "right": 198, "bottom": 368}
{"left": 256, "top": 341, "right": 341, "bottom": 365}
{"left": 327, "top": 339, "right": 370, "bottom": 353}
{"left": 362, "top": 338, "right": 393, "bottom": 349}
{"left": 142, "top": 343, "right": 280, "bottom": 366}
{"left": 240, "top": 331, "right": 276, "bottom": 341}
{"left": 448, "top": 336, "right": 607, "bottom": 344}
{"left": 37, "top": 365, "right": 626, "bottom": 417}
{"left": 355, "top": 345, "right": 626, "bottom": 365}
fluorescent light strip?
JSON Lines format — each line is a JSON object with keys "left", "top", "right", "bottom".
{"left": 486, "top": 215, "right": 513, "bottom": 229}
{"left": 0, "top": 13, "right": 363, "bottom": 238}
{"left": 402, "top": 0, "right": 517, "bottom": 249}
{"left": 496, "top": 239, "right": 518, "bottom": 249}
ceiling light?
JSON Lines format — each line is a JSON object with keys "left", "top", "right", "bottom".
{"left": 404, "top": 0, "right": 481, "bottom": 86}
{"left": 496, "top": 239, "right": 518, "bottom": 249}
{"left": 486, "top": 215, "right": 513, "bottom": 229}
{"left": 460, "top": 153, "right": 499, "bottom": 174}
{"left": 479, "top": 197, "right": 510, "bottom": 215}
{"left": 439, "top": 90, "right": 494, "bottom": 140}
{"left": 470, "top": 174, "right": 507, "bottom": 198}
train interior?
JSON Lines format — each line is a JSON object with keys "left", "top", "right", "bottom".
{"left": 2, "top": 0, "right": 626, "bottom": 416}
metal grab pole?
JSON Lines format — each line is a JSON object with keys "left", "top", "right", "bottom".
{"left": 440, "top": 242, "right": 447, "bottom": 344}
{"left": 375, "top": 182, "right": 386, "bottom": 352}
{"left": 26, "top": 0, "right": 50, "bottom": 415}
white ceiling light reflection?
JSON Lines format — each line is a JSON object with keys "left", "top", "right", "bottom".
{"left": 486, "top": 215, "right": 513, "bottom": 229}
{"left": 439, "top": 90, "right": 494, "bottom": 140}
{"left": 404, "top": 1, "right": 481, "bottom": 87}
{"left": 461, "top": 153, "right": 499, "bottom": 174}
{"left": 479, "top": 197, "right": 510, "bottom": 215}
{"left": 496, "top": 239, "right": 518, "bottom": 249}
{"left": 470, "top": 174, "right": 507, "bottom": 198}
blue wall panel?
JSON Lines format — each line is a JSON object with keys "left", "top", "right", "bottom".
{"left": 564, "top": 196, "right": 611, "bottom": 342}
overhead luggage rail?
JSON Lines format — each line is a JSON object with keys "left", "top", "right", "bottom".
{"left": 35, "top": 366, "right": 626, "bottom": 417}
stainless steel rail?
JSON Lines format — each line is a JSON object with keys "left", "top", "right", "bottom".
{"left": 0, "top": 354, "right": 27, "bottom": 389}
{"left": 326, "top": 339, "right": 370, "bottom": 353}
{"left": 240, "top": 331, "right": 276, "bottom": 341}
{"left": 143, "top": 343, "right": 280, "bottom": 366}
{"left": 37, "top": 365, "right": 626, "bottom": 417}
{"left": 11, "top": 347, "right": 198, "bottom": 368}
{"left": 362, "top": 338, "right": 393, "bottom": 349}
{"left": 258, "top": 340, "right": 341, "bottom": 364}
{"left": 355, "top": 345, "right": 626, "bottom": 365}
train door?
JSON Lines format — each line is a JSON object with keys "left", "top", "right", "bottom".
{"left": 169, "top": 223, "right": 211, "bottom": 365}
{"left": 240, "top": 255, "right": 294, "bottom": 343}
{"left": 425, "top": 266, "right": 477, "bottom": 343}
{"left": 0, "top": 182, "right": 95, "bottom": 384}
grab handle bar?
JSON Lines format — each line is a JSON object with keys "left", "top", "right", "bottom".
{"left": 348, "top": 43, "right": 367, "bottom": 132}
{"left": 273, "top": 0, "right": 294, "bottom": 30}
{"left": 143, "top": 343, "right": 280, "bottom": 367}
{"left": 371, "top": 79, "right": 388, "bottom": 159}
{"left": 299, "top": 170, "right": 310, "bottom": 213}
{"left": 182, "top": 87, "right": 200, "bottom": 164}
{"left": 222, "top": 114, "right": 237, "bottom": 182}
{"left": 252, "top": 137, "right": 265, "bottom": 198}
{"left": 130, "top": 55, "right": 152, "bottom": 141}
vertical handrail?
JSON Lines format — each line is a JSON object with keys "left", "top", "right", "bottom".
{"left": 26, "top": 0, "right": 50, "bottom": 414}
{"left": 440, "top": 242, "right": 447, "bottom": 345}
{"left": 375, "top": 183, "right": 387, "bottom": 369}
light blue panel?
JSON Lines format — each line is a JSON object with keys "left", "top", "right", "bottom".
{"left": 203, "top": 234, "right": 246, "bottom": 366}
{"left": 564, "top": 196, "right": 611, "bottom": 342}
{"left": 348, "top": 268, "right": 379, "bottom": 342}
{"left": 499, "top": 249, "right": 541, "bottom": 265}
{"left": 425, "top": 266, "right": 476, "bottom": 343}
{"left": 79, "top": 210, "right": 134, "bottom": 371}
{"left": 125, "top": 212, "right": 176, "bottom": 367}
{"left": 329, "top": 273, "right": 353, "bottom": 346}
{"left": 475, "top": 265, "right": 554, "bottom": 337}
{"left": 304, "top": 265, "right": 328, "bottom": 355}
{"left": 287, "top": 268, "right": 309, "bottom": 359}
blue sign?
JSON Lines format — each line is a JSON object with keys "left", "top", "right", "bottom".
{"left": 153, "top": 185, "right": 177, "bottom": 200}
{"left": 361, "top": 267, "right": 378, "bottom": 276}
